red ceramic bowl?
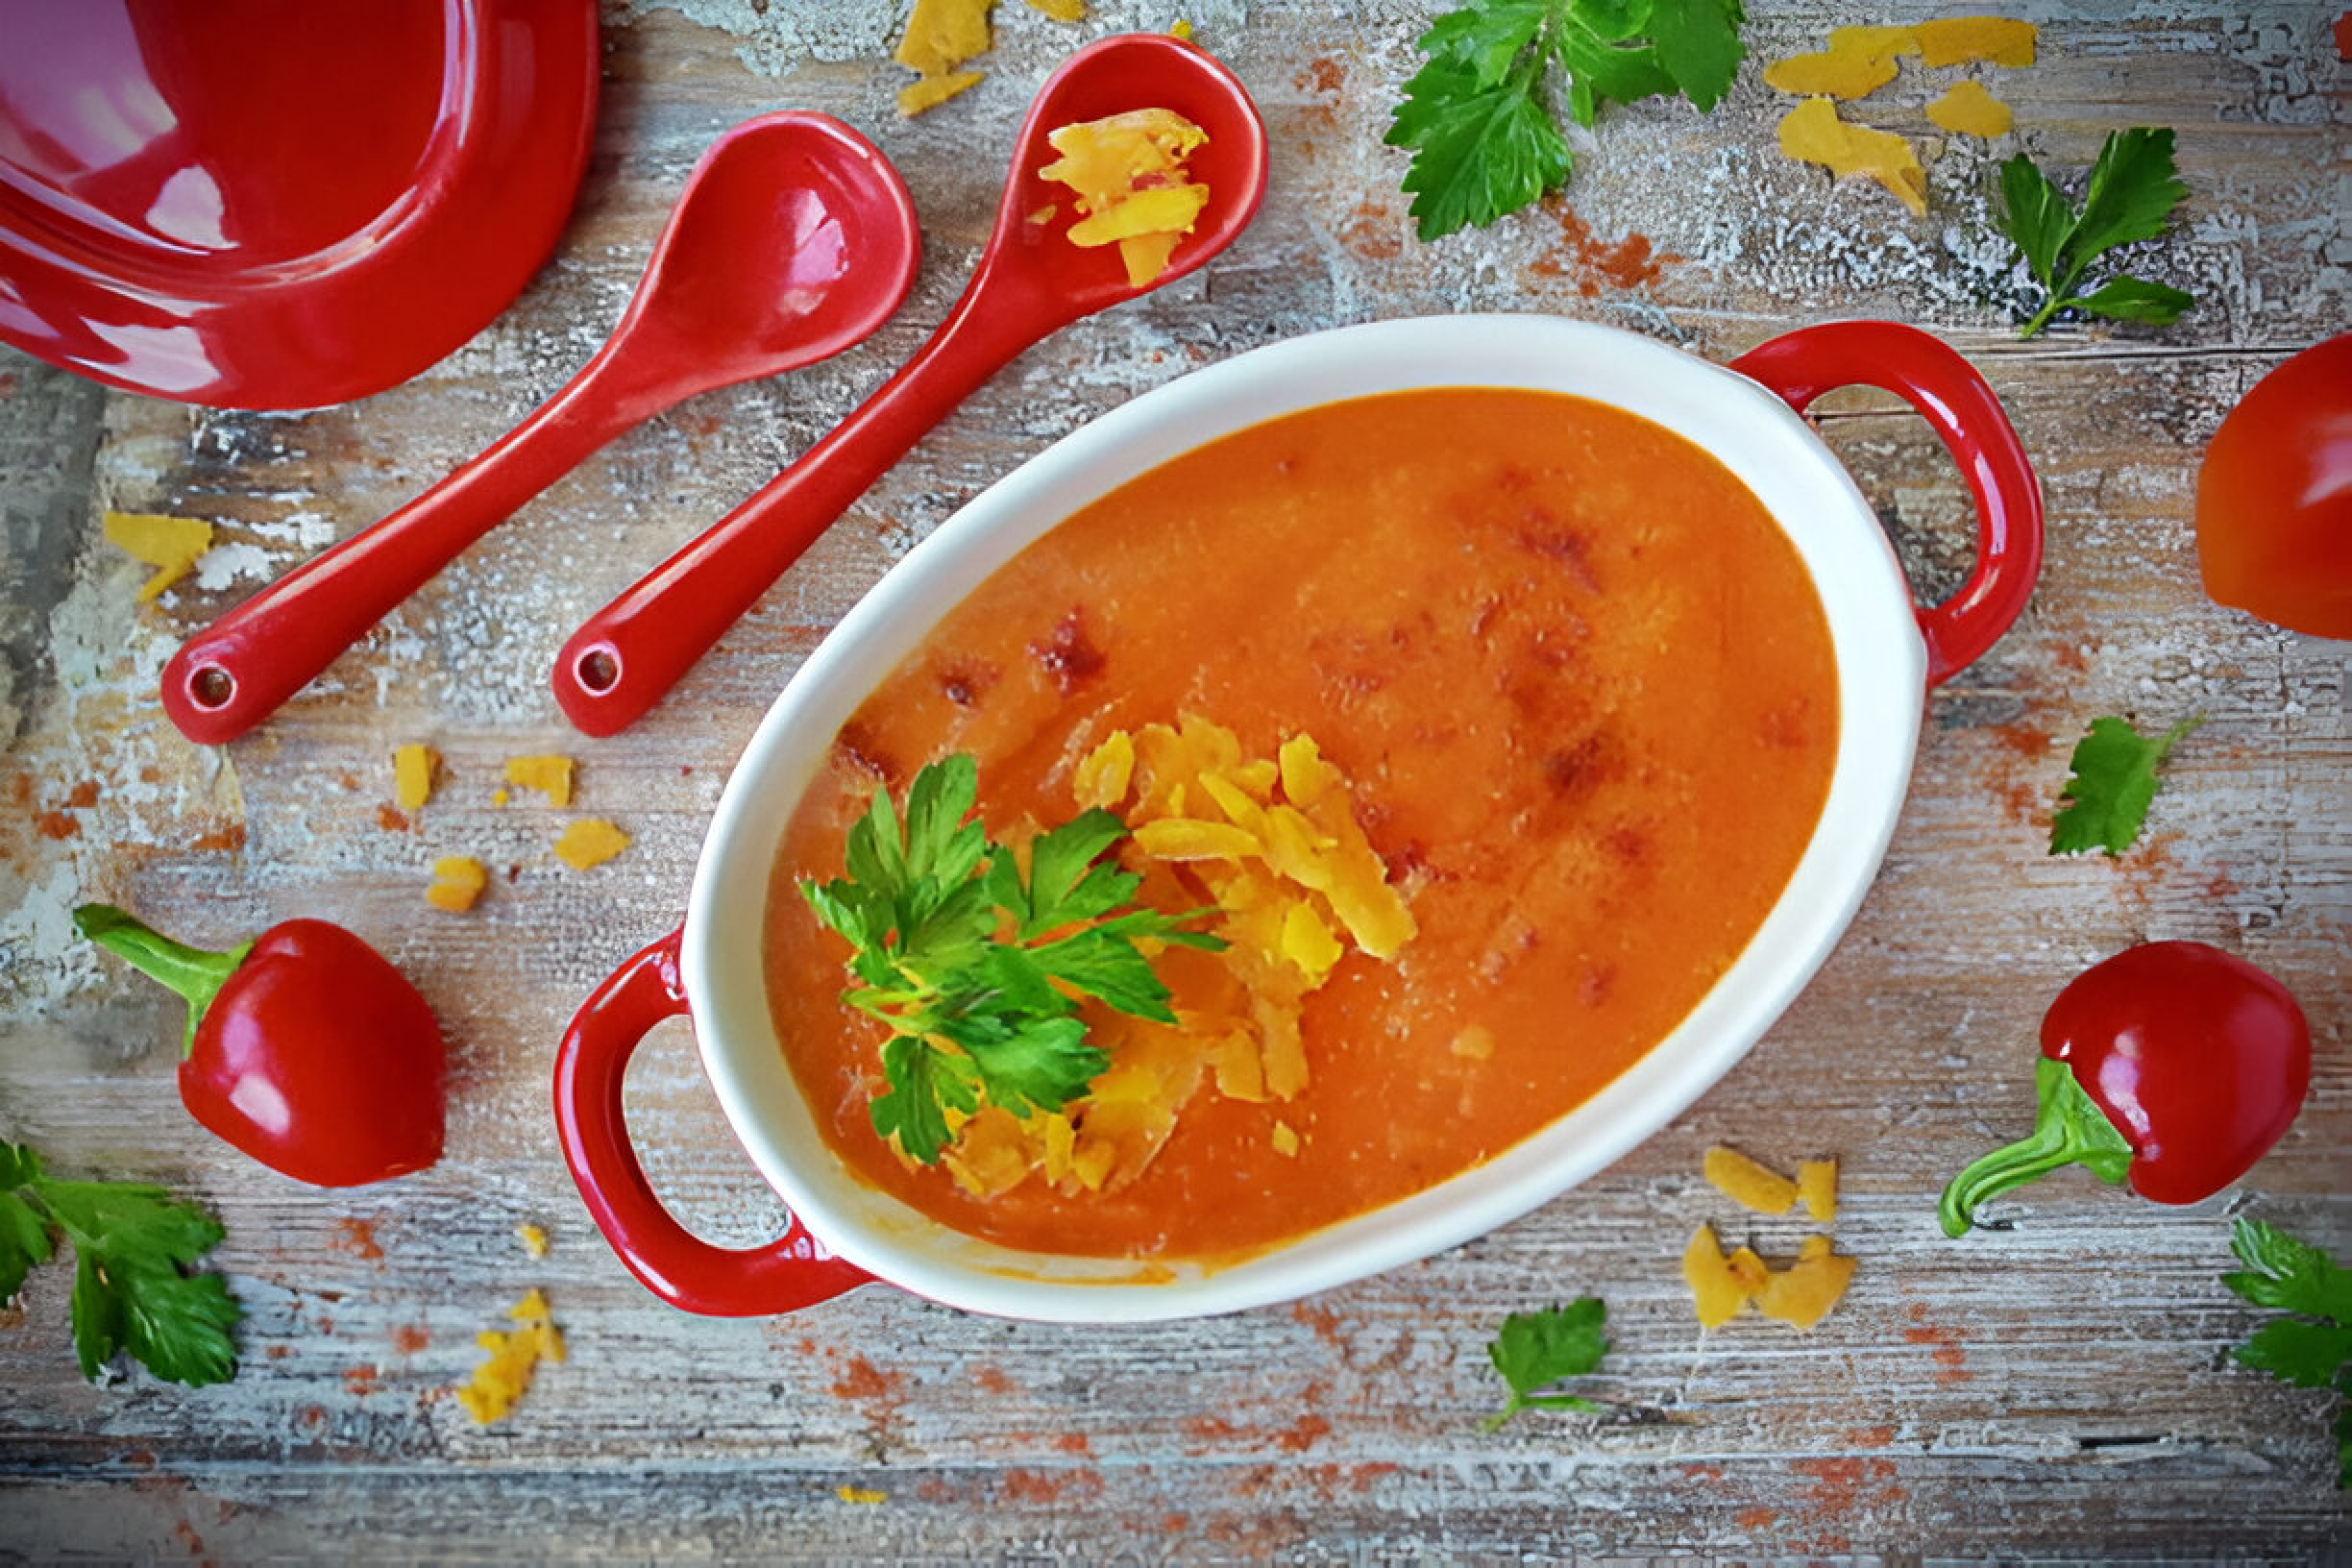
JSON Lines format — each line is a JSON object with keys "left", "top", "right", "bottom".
{"left": 553, "top": 317, "right": 2044, "bottom": 1323}
{"left": 0, "top": 0, "right": 598, "bottom": 409}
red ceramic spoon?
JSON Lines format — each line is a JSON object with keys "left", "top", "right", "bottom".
{"left": 159, "top": 112, "right": 921, "bottom": 747}
{"left": 551, "top": 34, "right": 1269, "bottom": 737}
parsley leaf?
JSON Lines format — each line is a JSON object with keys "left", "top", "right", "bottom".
{"left": 0, "top": 1139, "right": 241, "bottom": 1387}
{"left": 802, "top": 757, "right": 1225, "bottom": 1166}
{"left": 1482, "top": 1296, "right": 1610, "bottom": 1431}
{"left": 1386, "top": 0, "right": 1747, "bottom": 241}
{"left": 2048, "top": 715, "right": 2200, "bottom": 858}
{"left": 2221, "top": 1218, "right": 2352, "bottom": 1486}
{"left": 1997, "top": 128, "right": 2195, "bottom": 339}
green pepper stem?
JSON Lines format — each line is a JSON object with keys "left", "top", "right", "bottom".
{"left": 72, "top": 904, "right": 254, "bottom": 1061}
{"left": 1938, "top": 1056, "right": 2134, "bottom": 1237}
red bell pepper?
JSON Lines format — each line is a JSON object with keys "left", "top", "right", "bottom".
{"left": 1940, "top": 941, "right": 2311, "bottom": 1237}
{"left": 75, "top": 905, "right": 447, "bottom": 1188}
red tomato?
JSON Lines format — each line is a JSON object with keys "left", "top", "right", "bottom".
{"left": 77, "top": 906, "right": 447, "bottom": 1187}
{"left": 2195, "top": 333, "right": 2352, "bottom": 638}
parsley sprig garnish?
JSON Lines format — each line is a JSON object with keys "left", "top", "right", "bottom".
{"left": 1385, "top": 0, "right": 1747, "bottom": 241}
{"left": 1997, "top": 128, "right": 2195, "bottom": 339}
{"left": 2048, "top": 714, "right": 2201, "bottom": 857}
{"left": 1482, "top": 1296, "right": 1611, "bottom": 1431}
{"left": 0, "top": 1139, "right": 241, "bottom": 1386}
{"left": 2221, "top": 1217, "right": 2352, "bottom": 1487}
{"left": 800, "top": 754, "right": 1224, "bottom": 1165}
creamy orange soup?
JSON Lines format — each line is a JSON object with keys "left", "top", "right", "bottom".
{"left": 764, "top": 387, "right": 1837, "bottom": 1261}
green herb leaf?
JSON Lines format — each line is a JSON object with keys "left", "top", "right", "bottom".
{"left": 1483, "top": 1296, "right": 1609, "bottom": 1431}
{"left": 1997, "top": 129, "right": 2194, "bottom": 338}
{"left": 2234, "top": 1318, "right": 2352, "bottom": 1392}
{"left": 2225, "top": 1218, "right": 2352, "bottom": 1323}
{"left": 2068, "top": 276, "right": 2195, "bottom": 325}
{"left": 808, "top": 757, "right": 1224, "bottom": 1166}
{"left": 2, "top": 1145, "right": 241, "bottom": 1387}
{"left": 2048, "top": 715, "right": 2201, "bottom": 858}
{"left": 870, "top": 1036, "right": 979, "bottom": 1165}
{"left": 1997, "top": 154, "right": 2072, "bottom": 291}
{"left": 2218, "top": 1217, "right": 2352, "bottom": 1487}
{"left": 1386, "top": 0, "right": 1745, "bottom": 240}
{"left": 2068, "top": 128, "right": 2191, "bottom": 264}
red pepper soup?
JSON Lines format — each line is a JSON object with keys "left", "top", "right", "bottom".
{"left": 764, "top": 387, "right": 1836, "bottom": 1262}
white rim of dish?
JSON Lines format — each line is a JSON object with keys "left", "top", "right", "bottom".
{"left": 684, "top": 314, "right": 1926, "bottom": 1323}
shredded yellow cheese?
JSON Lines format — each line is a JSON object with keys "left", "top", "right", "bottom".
{"left": 930, "top": 716, "right": 1415, "bottom": 1203}
{"left": 1925, "top": 79, "right": 2015, "bottom": 137}
{"left": 1039, "top": 110, "right": 1213, "bottom": 286}
{"left": 1777, "top": 98, "right": 1927, "bottom": 214}
{"left": 503, "top": 754, "right": 576, "bottom": 807}
{"left": 1683, "top": 1223, "right": 1752, "bottom": 1329}
{"left": 103, "top": 511, "right": 213, "bottom": 602}
{"left": 393, "top": 744, "right": 440, "bottom": 812}
{"left": 1796, "top": 1158, "right": 1839, "bottom": 1222}
{"left": 554, "top": 819, "right": 631, "bottom": 870}
{"left": 427, "top": 855, "right": 489, "bottom": 913}
{"left": 1756, "top": 1239, "right": 1856, "bottom": 1330}
{"left": 454, "top": 1287, "right": 563, "bottom": 1425}
{"left": 516, "top": 1223, "right": 550, "bottom": 1259}
{"left": 836, "top": 1484, "right": 890, "bottom": 1505}
{"left": 1704, "top": 1145, "right": 1799, "bottom": 1214}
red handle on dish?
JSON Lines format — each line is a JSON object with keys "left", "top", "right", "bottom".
{"left": 551, "top": 281, "right": 1049, "bottom": 737}
{"left": 159, "top": 359, "right": 674, "bottom": 747}
{"left": 1730, "top": 321, "right": 2043, "bottom": 687}
{"left": 554, "top": 928, "right": 874, "bottom": 1316}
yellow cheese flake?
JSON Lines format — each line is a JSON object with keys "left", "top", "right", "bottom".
{"left": 1925, "top": 79, "right": 2014, "bottom": 138}
{"left": 1133, "top": 818, "right": 1260, "bottom": 861}
{"left": 836, "top": 1484, "right": 890, "bottom": 1505}
{"left": 1039, "top": 110, "right": 1213, "bottom": 287}
{"left": 897, "top": 70, "right": 984, "bottom": 116}
{"left": 1023, "top": 0, "right": 1085, "bottom": 18}
{"left": 894, "top": 0, "right": 989, "bottom": 75}
{"left": 1682, "top": 1223, "right": 1752, "bottom": 1329}
{"left": 103, "top": 511, "right": 213, "bottom": 602}
{"left": 1449, "top": 1024, "right": 1495, "bottom": 1061}
{"left": 393, "top": 744, "right": 439, "bottom": 811}
{"left": 426, "top": 855, "right": 489, "bottom": 913}
{"left": 1756, "top": 1243, "right": 1857, "bottom": 1331}
{"left": 1269, "top": 1120, "right": 1301, "bottom": 1157}
{"left": 1170, "top": 18, "right": 1191, "bottom": 41}
{"left": 1704, "top": 1145, "right": 1799, "bottom": 1214}
{"left": 553, "top": 818, "right": 631, "bottom": 870}
{"left": 1795, "top": 1158, "right": 1838, "bottom": 1222}
{"left": 1762, "top": 41, "right": 1902, "bottom": 100}
{"left": 503, "top": 754, "right": 575, "bottom": 807}
{"left": 1798, "top": 1234, "right": 1832, "bottom": 1262}
{"left": 1764, "top": 18, "right": 2033, "bottom": 103}
{"left": 516, "top": 1222, "right": 550, "bottom": 1259}
{"left": 1914, "top": 15, "right": 2036, "bottom": 67}
{"left": 454, "top": 1287, "right": 562, "bottom": 1425}
{"left": 1726, "top": 1245, "right": 1770, "bottom": 1295}
{"left": 1777, "top": 98, "right": 1927, "bottom": 215}
{"left": 1073, "top": 728, "right": 1135, "bottom": 808}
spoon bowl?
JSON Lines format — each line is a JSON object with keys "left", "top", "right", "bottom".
{"left": 160, "top": 111, "right": 922, "bottom": 747}
{"left": 552, "top": 34, "right": 1269, "bottom": 737}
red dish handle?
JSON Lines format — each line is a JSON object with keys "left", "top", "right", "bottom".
{"left": 1730, "top": 321, "right": 2043, "bottom": 687}
{"left": 553, "top": 928, "right": 874, "bottom": 1315}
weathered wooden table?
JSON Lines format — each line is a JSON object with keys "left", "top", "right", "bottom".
{"left": 4, "top": 2, "right": 2345, "bottom": 1559}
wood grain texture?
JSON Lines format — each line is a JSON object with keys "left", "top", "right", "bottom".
{"left": 2, "top": 1, "right": 2346, "bottom": 1560}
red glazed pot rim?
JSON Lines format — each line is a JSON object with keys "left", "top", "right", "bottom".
{"left": 0, "top": 0, "right": 599, "bottom": 409}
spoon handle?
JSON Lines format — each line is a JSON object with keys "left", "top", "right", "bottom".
{"left": 552, "top": 284, "right": 1048, "bottom": 738}
{"left": 159, "top": 353, "right": 669, "bottom": 747}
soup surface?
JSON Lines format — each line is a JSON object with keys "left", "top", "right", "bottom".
{"left": 764, "top": 387, "right": 1837, "bottom": 1261}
